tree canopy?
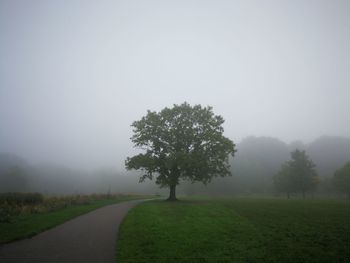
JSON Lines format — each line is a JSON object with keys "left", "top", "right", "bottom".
{"left": 333, "top": 161, "right": 350, "bottom": 199}
{"left": 273, "top": 149, "right": 319, "bottom": 198}
{"left": 125, "top": 102, "right": 236, "bottom": 200}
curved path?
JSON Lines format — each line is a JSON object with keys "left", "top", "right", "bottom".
{"left": 0, "top": 199, "right": 147, "bottom": 263}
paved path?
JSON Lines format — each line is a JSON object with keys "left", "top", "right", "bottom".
{"left": 0, "top": 199, "right": 147, "bottom": 263}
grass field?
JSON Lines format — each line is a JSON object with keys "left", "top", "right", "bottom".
{"left": 0, "top": 195, "right": 151, "bottom": 244}
{"left": 116, "top": 198, "right": 350, "bottom": 263}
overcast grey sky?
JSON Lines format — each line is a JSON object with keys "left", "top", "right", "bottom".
{"left": 1, "top": 0, "right": 349, "bottom": 169}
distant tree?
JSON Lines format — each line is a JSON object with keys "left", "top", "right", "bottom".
{"left": 290, "top": 150, "right": 319, "bottom": 198}
{"left": 125, "top": 103, "right": 236, "bottom": 201}
{"left": 333, "top": 162, "right": 350, "bottom": 200}
{"left": 274, "top": 149, "right": 319, "bottom": 198}
{"left": 273, "top": 163, "right": 294, "bottom": 198}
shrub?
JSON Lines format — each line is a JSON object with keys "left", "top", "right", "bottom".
{"left": 0, "top": 192, "right": 44, "bottom": 206}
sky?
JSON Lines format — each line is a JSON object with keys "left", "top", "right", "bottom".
{"left": 1, "top": 0, "right": 349, "bottom": 169}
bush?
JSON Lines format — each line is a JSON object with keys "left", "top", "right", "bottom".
{"left": 0, "top": 192, "right": 44, "bottom": 206}
{"left": 0, "top": 192, "right": 126, "bottom": 222}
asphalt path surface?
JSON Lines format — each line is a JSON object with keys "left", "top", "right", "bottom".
{"left": 0, "top": 199, "right": 148, "bottom": 263}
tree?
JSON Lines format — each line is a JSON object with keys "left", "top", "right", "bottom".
{"left": 273, "top": 163, "right": 294, "bottom": 198}
{"left": 125, "top": 103, "right": 236, "bottom": 201}
{"left": 273, "top": 149, "right": 319, "bottom": 198}
{"left": 333, "top": 162, "right": 350, "bottom": 199}
{"left": 290, "top": 150, "right": 319, "bottom": 198}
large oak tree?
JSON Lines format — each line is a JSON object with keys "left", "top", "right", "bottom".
{"left": 125, "top": 103, "right": 236, "bottom": 201}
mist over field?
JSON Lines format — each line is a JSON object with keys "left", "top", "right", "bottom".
{"left": 1, "top": 0, "right": 350, "bottom": 195}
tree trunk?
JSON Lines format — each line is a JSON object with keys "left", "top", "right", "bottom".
{"left": 348, "top": 192, "right": 350, "bottom": 200}
{"left": 287, "top": 192, "right": 290, "bottom": 199}
{"left": 167, "top": 184, "right": 177, "bottom": 201}
{"left": 302, "top": 190, "right": 305, "bottom": 199}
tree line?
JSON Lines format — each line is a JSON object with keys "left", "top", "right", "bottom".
{"left": 273, "top": 149, "right": 350, "bottom": 199}
{"left": 1, "top": 103, "right": 350, "bottom": 200}
{"left": 125, "top": 103, "right": 350, "bottom": 200}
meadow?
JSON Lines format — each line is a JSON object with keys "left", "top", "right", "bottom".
{"left": 0, "top": 193, "right": 152, "bottom": 244}
{"left": 116, "top": 198, "right": 350, "bottom": 263}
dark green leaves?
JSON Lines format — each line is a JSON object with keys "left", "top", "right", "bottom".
{"left": 125, "top": 102, "right": 236, "bottom": 187}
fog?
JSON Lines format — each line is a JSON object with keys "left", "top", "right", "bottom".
{"left": 1, "top": 1, "right": 350, "bottom": 194}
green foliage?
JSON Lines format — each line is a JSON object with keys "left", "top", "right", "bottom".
{"left": 274, "top": 149, "right": 319, "bottom": 197}
{"left": 290, "top": 150, "right": 319, "bottom": 193}
{"left": 0, "top": 193, "right": 44, "bottom": 222}
{"left": 116, "top": 198, "right": 350, "bottom": 263}
{"left": 125, "top": 103, "right": 236, "bottom": 199}
{"left": 333, "top": 161, "right": 350, "bottom": 199}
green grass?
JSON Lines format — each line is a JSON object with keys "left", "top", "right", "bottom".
{"left": 0, "top": 195, "right": 151, "bottom": 244}
{"left": 116, "top": 198, "right": 350, "bottom": 263}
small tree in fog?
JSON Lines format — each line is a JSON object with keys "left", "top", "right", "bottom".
{"left": 333, "top": 161, "right": 350, "bottom": 199}
{"left": 290, "top": 150, "right": 319, "bottom": 198}
{"left": 274, "top": 149, "right": 319, "bottom": 198}
{"left": 273, "top": 163, "right": 294, "bottom": 198}
{"left": 125, "top": 103, "right": 236, "bottom": 201}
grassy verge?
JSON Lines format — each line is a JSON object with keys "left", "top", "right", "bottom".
{"left": 0, "top": 195, "right": 152, "bottom": 244}
{"left": 116, "top": 198, "right": 350, "bottom": 263}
